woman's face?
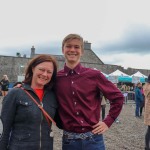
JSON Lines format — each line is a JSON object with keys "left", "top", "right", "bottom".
{"left": 31, "top": 62, "right": 54, "bottom": 89}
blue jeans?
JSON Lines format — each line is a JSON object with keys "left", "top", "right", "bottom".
{"left": 135, "top": 102, "right": 141, "bottom": 117}
{"left": 62, "top": 132, "right": 105, "bottom": 150}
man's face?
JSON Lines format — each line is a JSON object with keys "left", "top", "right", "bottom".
{"left": 62, "top": 39, "right": 83, "bottom": 66}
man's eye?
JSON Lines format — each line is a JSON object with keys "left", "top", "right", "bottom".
{"left": 75, "top": 46, "right": 80, "bottom": 49}
{"left": 66, "top": 45, "right": 71, "bottom": 48}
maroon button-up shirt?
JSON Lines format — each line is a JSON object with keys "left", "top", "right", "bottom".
{"left": 55, "top": 63, "right": 124, "bottom": 133}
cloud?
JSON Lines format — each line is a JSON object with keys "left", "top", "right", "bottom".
{"left": 0, "top": 41, "right": 62, "bottom": 57}
{"left": 97, "top": 24, "right": 150, "bottom": 55}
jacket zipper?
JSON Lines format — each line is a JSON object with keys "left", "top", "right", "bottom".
{"left": 39, "top": 92, "right": 45, "bottom": 150}
{"left": 39, "top": 108, "right": 43, "bottom": 150}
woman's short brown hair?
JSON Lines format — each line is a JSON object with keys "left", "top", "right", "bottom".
{"left": 23, "top": 54, "right": 57, "bottom": 89}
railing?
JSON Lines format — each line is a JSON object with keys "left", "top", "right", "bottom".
{"left": 121, "top": 91, "right": 135, "bottom": 103}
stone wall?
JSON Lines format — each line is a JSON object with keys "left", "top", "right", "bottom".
{"left": 0, "top": 56, "right": 30, "bottom": 82}
{"left": 0, "top": 47, "right": 150, "bottom": 83}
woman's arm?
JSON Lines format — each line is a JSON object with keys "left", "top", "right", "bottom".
{"left": 0, "top": 90, "right": 17, "bottom": 149}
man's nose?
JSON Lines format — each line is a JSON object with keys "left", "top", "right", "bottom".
{"left": 70, "top": 46, "right": 76, "bottom": 51}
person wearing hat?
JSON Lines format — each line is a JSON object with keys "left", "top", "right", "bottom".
{"left": 143, "top": 74, "right": 150, "bottom": 150}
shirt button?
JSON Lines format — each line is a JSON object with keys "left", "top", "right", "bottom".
{"left": 71, "top": 71, "right": 74, "bottom": 74}
{"left": 73, "top": 91, "right": 74, "bottom": 95}
{"left": 81, "top": 120, "right": 83, "bottom": 123}
{"left": 74, "top": 102, "right": 77, "bottom": 105}
{"left": 76, "top": 112, "right": 79, "bottom": 115}
{"left": 72, "top": 81, "right": 74, "bottom": 84}
{"left": 82, "top": 128, "right": 85, "bottom": 131}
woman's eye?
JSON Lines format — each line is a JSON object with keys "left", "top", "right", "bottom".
{"left": 39, "top": 68, "right": 45, "bottom": 72}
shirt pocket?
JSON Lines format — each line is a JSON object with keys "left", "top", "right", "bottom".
{"left": 17, "top": 100, "right": 33, "bottom": 114}
{"left": 11, "top": 133, "right": 31, "bottom": 141}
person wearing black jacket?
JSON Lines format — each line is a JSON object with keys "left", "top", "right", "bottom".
{"left": 0, "top": 54, "right": 58, "bottom": 150}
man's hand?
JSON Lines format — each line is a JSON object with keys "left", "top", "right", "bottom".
{"left": 13, "top": 83, "right": 22, "bottom": 88}
{"left": 92, "top": 121, "right": 108, "bottom": 134}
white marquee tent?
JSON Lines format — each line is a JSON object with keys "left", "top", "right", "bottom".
{"left": 131, "top": 71, "right": 148, "bottom": 78}
{"left": 109, "top": 69, "right": 130, "bottom": 77}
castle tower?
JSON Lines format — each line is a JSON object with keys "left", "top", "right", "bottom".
{"left": 30, "top": 46, "right": 35, "bottom": 58}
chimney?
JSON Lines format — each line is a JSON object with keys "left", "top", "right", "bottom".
{"left": 30, "top": 46, "right": 35, "bottom": 58}
{"left": 84, "top": 41, "right": 91, "bottom": 50}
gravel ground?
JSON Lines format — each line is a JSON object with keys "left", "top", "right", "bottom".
{"left": 0, "top": 97, "right": 146, "bottom": 150}
{"left": 53, "top": 103, "right": 146, "bottom": 150}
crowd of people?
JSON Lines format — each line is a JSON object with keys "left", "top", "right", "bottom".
{"left": 0, "top": 34, "right": 149, "bottom": 150}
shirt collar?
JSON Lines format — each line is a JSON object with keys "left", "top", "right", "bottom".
{"left": 64, "top": 63, "right": 82, "bottom": 75}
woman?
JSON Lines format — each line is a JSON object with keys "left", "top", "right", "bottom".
{"left": 0, "top": 54, "right": 58, "bottom": 150}
{"left": 0, "top": 75, "right": 9, "bottom": 96}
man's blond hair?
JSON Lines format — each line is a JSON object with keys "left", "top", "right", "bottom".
{"left": 62, "top": 34, "right": 84, "bottom": 51}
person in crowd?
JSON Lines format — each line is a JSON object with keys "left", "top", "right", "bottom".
{"left": 0, "top": 75, "right": 9, "bottom": 97}
{"left": 55, "top": 34, "right": 124, "bottom": 150}
{"left": 140, "top": 85, "right": 145, "bottom": 116}
{"left": 143, "top": 74, "right": 150, "bottom": 150}
{"left": 135, "top": 82, "right": 143, "bottom": 118}
{"left": 0, "top": 85, "right": 2, "bottom": 96}
{"left": 130, "top": 86, "right": 134, "bottom": 91}
{"left": 121, "top": 84, "right": 127, "bottom": 91}
{"left": 101, "top": 95, "right": 107, "bottom": 120}
{"left": 0, "top": 54, "right": 58, "bottom": 150}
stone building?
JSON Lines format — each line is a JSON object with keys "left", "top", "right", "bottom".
{"left": 0, "top": 42, "right": 150, "bottom": 83}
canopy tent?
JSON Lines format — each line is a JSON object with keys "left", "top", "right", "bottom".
{"left": 131, "top": 71, "right": 147, "bottom": 83}
{"left": 109, "top": 69, "right": 130, "bottom": 77}
{"left": 108, "top": 69, "right": 132, "bottom": 83}
{"left": 131, "top": 71, "right": 148, "bottom": 78}
{"left": 118, "top": 76, "right": 132, "bottom": 82}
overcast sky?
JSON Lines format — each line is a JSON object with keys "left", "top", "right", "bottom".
{"left": 0, "top": 0, "right": 150, "bottom": 70}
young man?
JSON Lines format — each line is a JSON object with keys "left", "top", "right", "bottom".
{"left": 55, "top": 34, "right": 124, "bottom": 150}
